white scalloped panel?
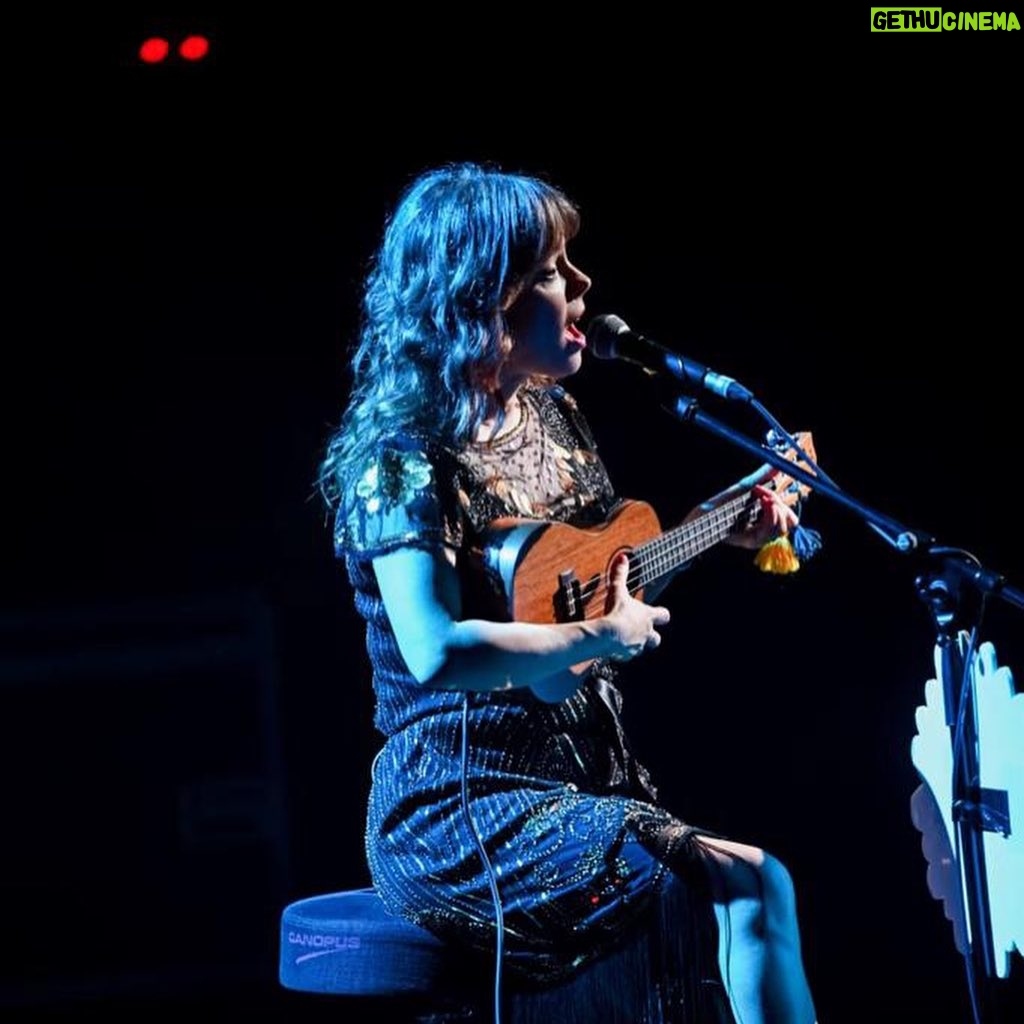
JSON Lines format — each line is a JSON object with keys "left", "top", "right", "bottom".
{"left": 911, "top": 649, "right": 967, "bottom": 950}
{"left": 910, "top": 634, "right": 1024, "bottom": 979}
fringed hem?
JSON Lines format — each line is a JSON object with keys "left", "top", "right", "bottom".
{"left": 505, "top": 849, "right": 734, "bottom": 1024}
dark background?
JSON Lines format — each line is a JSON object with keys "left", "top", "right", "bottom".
{"left": 5, "top": 11, "right": 1022, "bottom": 1023}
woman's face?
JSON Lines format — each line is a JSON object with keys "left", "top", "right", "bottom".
{"left": 501, "top": 239, "right": 591, "bottom": 390}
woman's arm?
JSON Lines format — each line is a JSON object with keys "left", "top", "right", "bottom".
{"left": 373, "top": 545, "right": 669, "bottom": 693}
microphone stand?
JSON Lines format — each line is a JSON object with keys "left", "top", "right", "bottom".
{"left": 668, "top": 392, "right": 1024, "bottom": 1024}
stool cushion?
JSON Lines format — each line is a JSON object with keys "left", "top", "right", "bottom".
{"left": 279, "top": 887, "right": 475, "bottom": 998}
{"left": 279, "top": 879, "right": 734, "bottom": 1021}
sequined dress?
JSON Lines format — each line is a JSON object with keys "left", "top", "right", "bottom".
{"left": 335, "top": 383, "right": 709, "bottom": 986}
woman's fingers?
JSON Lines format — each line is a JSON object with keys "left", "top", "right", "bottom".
{"left": 604, "top": 551, "right": 672, "bottom": 660}
{"left": 755, "top": 484, "right": 798, "bottom": 537}
{"left": 605, "top": 552, "right": 630, "bottom": 614}
{"left": 610, "top": 552, "right": 629, "bottom": 588}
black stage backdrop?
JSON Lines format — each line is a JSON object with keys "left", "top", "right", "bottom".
{"left": 5, "top": 12, "right": 1022, "bottom": 1023}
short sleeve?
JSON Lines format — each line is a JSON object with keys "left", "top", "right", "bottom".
{"left": 333, "top": 442, "right": 463, "bottom": 560}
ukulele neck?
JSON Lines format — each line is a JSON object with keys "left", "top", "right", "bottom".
{"left": 631, "top": 492, "right": 751, "bottom": 589}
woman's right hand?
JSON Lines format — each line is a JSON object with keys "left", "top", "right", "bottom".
{"left": 602, "top": 551, "right": 670, "bottom": 661}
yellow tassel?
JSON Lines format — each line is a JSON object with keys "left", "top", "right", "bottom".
{"left": 754, "top": 536, "right": 801, "bottom": 574}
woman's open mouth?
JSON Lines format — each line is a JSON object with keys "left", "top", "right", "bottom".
{"left": 565, "top": 322, "right": 586, "bottom": 349}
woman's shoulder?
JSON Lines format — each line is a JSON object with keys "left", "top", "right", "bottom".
{"left": 522, "top": 380, "right": 585, "bottom": 425}
{"left": 524, "top": 380, "right": 577, "bottom": 407}
{"left": 350, "top": 430, "right": 454, "bottom": 482}
{"left": 525, "top": 381, "right": 599, "bottom": 451}
{"left": 334, "top": 432, "right": 463, "bottom": 561}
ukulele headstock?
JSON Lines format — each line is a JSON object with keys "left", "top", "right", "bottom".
{"left": 764, "top": 431, "right": 817, "bottom": 508}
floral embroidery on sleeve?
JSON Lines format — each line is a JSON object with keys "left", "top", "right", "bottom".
{"left": 356, "top": 448, "right": 434, "bottom": 515}
{"left": 336, "top": 445, "right": 461, "bottom": 558}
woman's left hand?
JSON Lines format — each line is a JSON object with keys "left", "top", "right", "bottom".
{"left": 726, "top": 483, "right": 799, "bottom": 550}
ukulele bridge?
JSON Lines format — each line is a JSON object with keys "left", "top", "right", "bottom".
{"left": 556, "top": 570, "right": 602, "bottom": 622}
{"left": 557, "top": 570, "right": 584, "bottom": 622}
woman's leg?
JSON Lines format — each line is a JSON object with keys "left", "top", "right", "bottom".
{"left": 693, "top": 835, "right": 817, "bottom": 1024}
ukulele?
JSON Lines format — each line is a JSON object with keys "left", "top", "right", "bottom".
{"left": 468, "top": 433, "right": 817, "bottom": 702}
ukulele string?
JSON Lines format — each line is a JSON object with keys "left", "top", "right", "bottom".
{"left": 578, "top": 493, "right": 755, "bottom": 613}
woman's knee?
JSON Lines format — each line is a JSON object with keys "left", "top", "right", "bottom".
{"left": 753, "top": 851, "right": 806, "bottom": 949}
{"left": 696, "top": 838, "right": 797, "bottom": 914}
{"left": 759, "top": 850, "right": 792, "bottom": 887}
{"left": 758, "top": 852, "right": 797, "bottom": 914}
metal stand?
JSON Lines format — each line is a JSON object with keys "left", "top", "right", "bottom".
{"left": 915, "top": 556, "right": 1007, "bottom": 1022}
{"left": 666, "top": 391, "right": 1024, "bottom": 1023}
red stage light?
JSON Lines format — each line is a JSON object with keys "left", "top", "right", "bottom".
{"left": 138, "top": 37, "right": 170, "bottom": 64}
{"left": 178, "top": 35, "right": 210, "bottom": 61}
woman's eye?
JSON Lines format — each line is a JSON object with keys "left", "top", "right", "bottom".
{"left": 537, "top": 267, "right": 558, "bottom": 282}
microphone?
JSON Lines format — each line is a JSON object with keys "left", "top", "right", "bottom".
{"left": 587, "top": 313, "right": 754, "bottom": 403}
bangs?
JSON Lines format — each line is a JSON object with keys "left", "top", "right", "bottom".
{"left": 506, "top": 183, "right": 581, "bottom": 283}
{"left": 538, "top": 187, "right": 581, "bottom": 250}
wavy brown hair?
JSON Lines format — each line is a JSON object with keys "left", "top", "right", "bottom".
{"left": 317, "top": 162, "right": 579, "bottom": 510}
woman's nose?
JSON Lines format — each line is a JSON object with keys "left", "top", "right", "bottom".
{"left": 568, "top": 262, "right": 591, "bottom": 299}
